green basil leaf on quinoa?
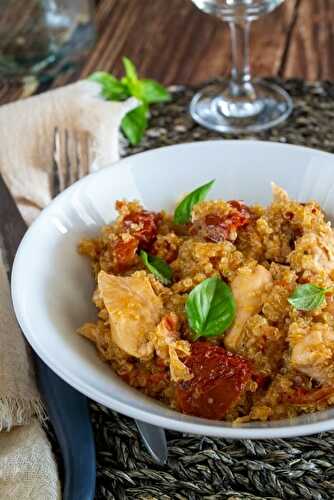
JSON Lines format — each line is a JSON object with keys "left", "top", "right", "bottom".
{"left": 185, "top": 277, "right": 236, "bottom": 340}
{"left": 140, "top": 250, "right": 172, "bottom": 285}
{"left": 173, "top": 180, "right": 215, "bottom": 225}
{"left": 288, "top": 283, "right": 334, "bottom": 311}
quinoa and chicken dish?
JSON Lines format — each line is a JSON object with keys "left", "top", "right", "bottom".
{"left": 78, "top": 181, "right": 334, "bottom": 422}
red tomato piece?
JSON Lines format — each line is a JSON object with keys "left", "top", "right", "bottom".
{"left": 228, "top": 200, "right": 251, "bottom": 225}
{"left": 113, "top": 236, "right": 138, "bottom": 271}
{"left": 200, "top": 201, "right": 251, "bottom": 243}
{"left": 175, "top": 342, "right": 253, "bottom": 419}
{"left": 123, "top": 211, "right": 160, "bottom": 249}
{"left": 204, "top": 214, "right": 229, "bottom": 242}
{"left": 287, "top": 386, "right": 334, "bottom": 405}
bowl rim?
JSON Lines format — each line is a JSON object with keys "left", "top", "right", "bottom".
{"left": 11, "top": 139, "right": 334, "bottom": 439}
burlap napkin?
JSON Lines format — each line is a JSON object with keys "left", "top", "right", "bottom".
{"left": 0, "top": 81, "right": 136, "bottom": 498}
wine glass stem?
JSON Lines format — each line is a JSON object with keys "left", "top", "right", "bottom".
{"left": 216, "top": 19, "right": 263, "bottom": 118}
{"left": 230, "top": 21, "right": 252, "bottom": 92}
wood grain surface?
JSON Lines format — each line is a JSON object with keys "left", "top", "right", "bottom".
{"left": 1, "top": 0, "right": 333, "bottom": 104}
{"left": 62, "top": 0, "right": 333, "bottom": 85}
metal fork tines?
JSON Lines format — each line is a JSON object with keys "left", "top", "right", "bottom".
{"left": 51, "top": 128, "right": 91, "bottom": 198}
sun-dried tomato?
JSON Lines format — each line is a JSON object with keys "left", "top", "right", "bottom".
{"left": 113, "top": 237, "right": 138, "bottom": 272}
{"left": 192, "top": 201, "right": 251, "bottom": 243}
{"left": 175, "top": 342, "right": 253, "bottom": 419}
{"left": 123, "top": 211, "right": 161, "bottom": 250}
{"left": 287, "top": 386, "right": 334, "bottom": 405}
{"left": 228, "top": 200, "right": 251, "bottom": 225}
{"left": 205, "top": 214, "right": 230, "bottom": 242}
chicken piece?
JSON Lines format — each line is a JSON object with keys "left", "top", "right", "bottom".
{"left": 98, "top": 270, "right": 163, "bottom": 358}
{"left": 78, "top": 322, "right": 98, "bottom": 342}
{"left": 271, "top": 182, "right": 290, "bottom": 204}
{"left": 224, "top": 264, "right": 273, "bottom": 351}
{"left": 289, "top": 321, "right": 334, "bottom": 384}
{"left": 289, "top": 230, "right": 334, "bottom": 277}
{"left": 152, "top": 313, "right": 192, "bottom": 382}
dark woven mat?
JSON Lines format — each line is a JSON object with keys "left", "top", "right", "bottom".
{"left": 70, "top": 80, "right": 334, "bottom": 500}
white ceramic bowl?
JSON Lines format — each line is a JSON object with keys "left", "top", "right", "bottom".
{"left": 12, "top": 140, "right": 334, "bottom": 439}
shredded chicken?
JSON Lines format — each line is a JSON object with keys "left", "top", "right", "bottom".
{"left": 224, "top": 264, "right": 273, "bottom": 351}
{"left": 289, "top": 231, "right": 334, "bottom": 276}
{"left": 97, "top": 270, "right": 163, "bottom": 358}
{"left": 152, "top": 313, "right": 192, "bottom": 382}
{"left": 78, "top": 322, "right": 98, "bottom": 342}
{"left": 289, "top": 321, "right": 334, "bottom": 384}
{"left": 271, "top": 182, "right": 289, "bottom": 204}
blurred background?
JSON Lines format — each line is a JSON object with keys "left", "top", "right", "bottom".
{"left": 72, "top": 0, "right": 331, "bottom": 85}
{"left": 0, "top": 0, "right": 331, "bottom": 104}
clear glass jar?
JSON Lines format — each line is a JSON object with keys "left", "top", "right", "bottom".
{"left": 0, "top": 0, "right": 96, "bottom": 80}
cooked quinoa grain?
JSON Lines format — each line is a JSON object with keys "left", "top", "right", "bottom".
{"left": 77, "top": 183, "right": 334, "bottom": 422}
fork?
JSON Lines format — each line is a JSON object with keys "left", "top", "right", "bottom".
{"left": 50, "top": 128, "right": 168, "bottom": 465}
{"left": 50, "top": 128, "right": 91, "bottom": 196}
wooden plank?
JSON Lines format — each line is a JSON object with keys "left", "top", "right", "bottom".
{"left": 282, "top": 0, "right": 334, "bottom": 80}
{"left": 251, "top": 0, "right": 298, "bottom": 77}
{"left": 51, "top": 0, "right": 298, "bottom": 89}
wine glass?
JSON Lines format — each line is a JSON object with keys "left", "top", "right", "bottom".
{"left": 190, "top": 0, "right": 293, "bottom": 133}
{"left": 0, "top": 0, "right": 95, "bottom": 80}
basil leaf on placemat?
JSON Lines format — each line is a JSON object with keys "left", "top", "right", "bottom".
{"left": 89, "top": 72, "right": 130, "bottom": 100}
{"left": 121, "top": 105, "right": 148, "bottom": 146}
{"left": 122, "top": 56, "right": 139, "bottom": 87}
{"left": 89, "top": 57, "right": 170, "bottom": 146}
{"left": 186, "top": 276, "right": 236, "bottom": 339}
{"left": 140, "top": 79, "right": 171, "bottom": 103}
{"left": 140, "top": 250, "right": 172, "bottom": 285}
{"left": 173, "top": 179, "right": 215, "bottom": 225}
{"left": 288, "top": 283, "right": 331, "bottom": 311}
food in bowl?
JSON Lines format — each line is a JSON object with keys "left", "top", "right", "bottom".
{"left": 78, "top": 180, "right": 334, "bottom": 422}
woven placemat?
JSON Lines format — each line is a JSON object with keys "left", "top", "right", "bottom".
{"left": 66, "top": 79, "right": 334, "bottom": 500}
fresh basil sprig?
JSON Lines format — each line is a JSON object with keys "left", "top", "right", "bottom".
{"left": 185, "top": 277, "right": 236, "bottom": 340}
{"left": 90, "top": 57, "right": 171, "bottom": 145}
{"left": 173, "top": 180, "right": 215, "bottom": 225}
{"left": 140, "top": 250, "right": 172, "bottom": 285}
{"left": 288, "top": 284, "right": 334, "bottom": 311}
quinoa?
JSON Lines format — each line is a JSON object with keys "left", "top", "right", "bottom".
{"left": 77, "top": 184, "right": 334, "bottom": 422}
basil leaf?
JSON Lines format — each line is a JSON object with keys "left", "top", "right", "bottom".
{"left": 89, "top": 59, "right": 170, "bottom": 146}
{"left": 139, "top": 79, "right": 171, "bottom": 104}
{"left": 89, "top": 72, "right": 129, "bottom": 100}
{"left": 186, "top": 277, "right": 236, "bottom": 339}
{"left": 173, "top": 180, "right": 215, "bottom": 225}
{"left": 122, "top": 57, "right": 139, "bottom": 88}
{"left": 121, "top": 105, "right": 148, "bottom": 145}
{"left": 288, "top": 284, "right": 327, "bottom": 311}
{"left": 140, "top": 250, "right": 172, "bottom": 285}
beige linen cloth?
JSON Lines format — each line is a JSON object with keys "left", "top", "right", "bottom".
{"left": 0, "top": 81, "right": 136, "bottom": 499}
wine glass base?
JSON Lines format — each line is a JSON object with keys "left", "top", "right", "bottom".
{"left": 190, "top": 80, "right": 293, "bottom": 134}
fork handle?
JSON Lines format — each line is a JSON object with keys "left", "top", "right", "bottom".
{"left": 34, "top": 356, "right": 96, "bottom": 500}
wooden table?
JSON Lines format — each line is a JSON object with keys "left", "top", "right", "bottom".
{"left": 65, "top": 0, "right": 334, "bottom": 84}
{"left": 2, "top": 0, "right": 333, "bottom": 104}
